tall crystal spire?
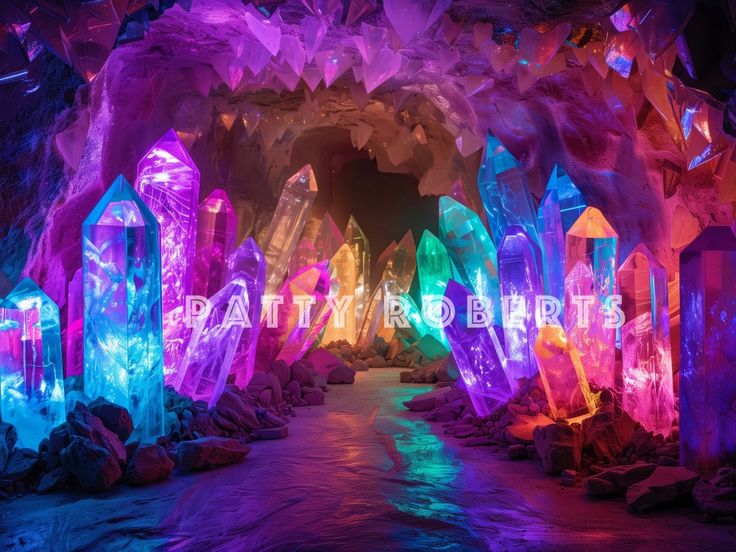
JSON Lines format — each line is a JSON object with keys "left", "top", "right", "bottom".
{"left": 83, "top": 175, "right": 164, "bottom": 443}
{"left": 314, "top": 213, "right": 345, "bottom": 261}
{"left": 321, "top": 243, "right": 357, "bottom": 345}
{"left": 193, "top": 189, "right": 237, "bottom": 298}
{"left": 417, "top": 230, "right": 452, "bottom": 347}
{"left": 344, "top": 215, "right": 371, "bottom": 329}
{"left": 262, "top": 165, "right": 319, "bottom": 295}
{"left": 136, "top": 129, "right": 200, "bottom": 379}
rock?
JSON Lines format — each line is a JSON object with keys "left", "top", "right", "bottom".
{"left": 37, "top": 467, "right": 69, "bottom": 494}
{"left": 215, "top": 389, "right": 260, "bottom": 431}
{"left": 327, "top": 364, "right": 356, "bottom": 384}
{"left": 584, "top": 463, "right": 657, "bottom": 496}
{"left": 258, "top": 388, "right": 273, "bottom": 406}
{"left": 506, "top": 413, "right": 554, "bottom": 444}
{"left": 285, "top": 379, "right": 301, "bottom": 398}
{"left": 66, "top": 403, "right": 126, "bottom": 464}
{"left": 367, "top": 355, "right": 387, "bottom": 368}
{"left": 246, "top": 372, "right": 283, "bottom": 404}
{"left": 626, "top": 466, "right": 700, "bottom": 512}
{"left": 267, "top": 360, "right": 291, "bottom": 388}
{"left": 61, "top": 436, "right": 122, "bottom": 491}
{"left": 693, "top": 479, "right": 736, "bottom": 518}
{"left": 127, "top": 444, "right": 174, "bottom": 485}
{"left": 654, "top": 443, "right": 679, "bottom": 458}
{"left": 533, "top": 422, "right": 582, "bottom": 475}
{"left": 403, "top": 387, "right": 452, "bottom": 412}
{"left": 253, "top": 426, "right": 288, "bottom": 440}
{"left": 436, "top": 355, "right": 458, "bottom": 382}
{"left": 47, "top": 424, "right": 70, "bottom": 456}
{"left": 399, "top": 371, "right": 414, "bottom": 383}
{"left": 88, "top": 397, "right": 134, "bottom": 442}
{"left": 0, "top": 448, "right": 39, "bottom": 481}
{"left": 290, "top": 360, "right": 316, "bottom": 388}
{"left": 0, "top": 422, "right": 17, "bottom": 471}
{"left": 373, "top": 337, "right": 389, "bottom": 357}
{"left": 351, "top": 359, "right": 369, "bottom": 372}
{"left": 656, "top": 455, "right": 678, "bottom": 466}
{"left": 507, "top": 444, "right": 528, "bottom": 460}
{"left": 302, "top": 387, "right": 325, "bottom": 406}
{"left": 177, "top": 437, "right": 251, "bottom": 470}
{"left": 582, "top": 410, "right": 636, "bottom": 462}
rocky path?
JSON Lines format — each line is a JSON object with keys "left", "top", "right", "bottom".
{"left": 1, "top": 369, "right": 733, "bottom": 551}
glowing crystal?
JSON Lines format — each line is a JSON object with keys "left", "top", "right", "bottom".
{"left": 537, "top": 165, "right": 587, "bottom": 303}
{"left": 566, "top": 207, "right": 618, "bottom": 299}
{"left": 1, "top": 279, "right": 65, "bottom": 449}
{"left": 226, "top": 238, "right": 267, "bottom": 387}
{"left": 136, "top": 129, "right": 200, "bottom": 379}
{"left": 383, "top": 0, "right": 451, "bottom": 45}
{"left": 83, "top": 176, "right": 164, "bottom": 442}
{"left": 518, "top": 23, "right": 570, "bottom": 67}
{"left": 344, "top": 216, "right": 371, "bottom": 329}
{"left": 65, "top": 268, "right": 84, "bottom": 378}
{"left": 176, "top": 276, "right": 249, "bottom": 407}
{"left": 534, "top": 325, "right": 596, "bottom": 423}
{"left": 261, "top": 165, "right": 318, "bottom": 295}
{"left": 193, "top": 189, "right": 237, "bottom": 299}
{"left": 498, "top": 226, "right": 544, "bottom": 381}
{"left": 315, "top": 46, "right": 353, "bottom": 87}
{"left": 373, "top": 240, "right": 397, "bottom": 289}
{"left": 244, "top": 5, "right": 281, "bottom": 56}
{"left": 314, "top": 213, "right": 345, "bottom": 261}
{"left": 362, "top": 47, "right": 403, "bottom": 93}
{"left": 679, "top": 226, "right": 736, "bottom": 474}
{"left": 478, "top": 135, "right": 539, "bottom": 247}
{"left": 346, "top": 0, "right": 377, "bottom": 26}
{"left": 439, "top": 196, "right": 501, "bottom": 323}
{"left": 417, "top": 230, "right": 451, "bottom": 347}
{"left": 444, "top": 279, "right": 513, "bottom": 416}
{"left": 322, "top": 243, "right": 357, "bottom": 344}
{"left": 289, "top": 237, "right": 319, "bottom": 277}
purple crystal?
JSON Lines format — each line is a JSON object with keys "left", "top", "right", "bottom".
{"left": 193, "top": 189, "right": 237, "bottom": 298}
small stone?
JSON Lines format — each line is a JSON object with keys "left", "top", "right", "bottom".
{"left": 285, "top": 380, "right": 301, "bottom": 398}
{"left": 352, "top": 359, "right": 369, "bottom": 372}
{"left": 507, "top": 444, "right": 528, "bottom": 460}
{"left": 0, "top": 448, "right": 39, "bottom": 482}
{"left": 0, "top": 423, "right": 18, "bottom": 471}
{"left": 37, "top": 467, "right": 69, "bottom": 494}
{"left": 626, "top": 466, "right": 700, "bottom": 512}
{"left": 399, "top": 371, "right": 414, "bottom": 383}
{"left": 60, "top": 436, "right": 122, "bottom": 491}
{"left": 127, "top": 444, "right": 174, "bottom": 485}
{"left": 583, "top": 463, "right": 658, "bottom": 496}
{"left": 656, "top": 455, "right": 678, "bottom": 466}
{"left": 88, "top": 397, "right": 134, "bottom": 443}
{"left": 302, "top": 387, "right": 325, "bottom": 406}
{"left": 290, "top": 360, "right": 316, "bottom": 387}
{"left": 267, "top": 360, "right": 291, "bottom": 388}
{"left": 561, "top": 469, "right": 577, "bottom": 479}
{"left": 403, "top": 387, "right": 451, "bottom": 412}
{"left": 368, "top": 355, "right": 387, "bottom": 368}
{"left": 253, "top": 426, "right": 289, "bottom": 440}
{"left": 258, "top": 388, "right": 273, "bottom": 407}
{"left": 246, "top": 372, "right": 283, "bottom": 404}
{"left": 177, "top": 437, "right": 251, "bottom": 470}
{"left": 215, "top": 389, "right": 261, "bottom": 431}
{"left": 327, "top": 364, "right": 356, "bottom": 384}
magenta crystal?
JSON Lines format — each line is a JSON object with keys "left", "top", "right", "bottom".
{"left": 193, "top": 189, "right": 237, "bottom": 298}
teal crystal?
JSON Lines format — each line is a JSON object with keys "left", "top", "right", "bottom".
{"left": 438, "top": 196, "right": 502, "bottom": 323}
{"left": 416, "top": 230, "right": 451, "bottom": 348}
{"left": 82, "top": 175, "right": 164, "bottom": 443}
{"left": 1, "top": 278, "right": 65, "bottom": 449}
{"left": 537, "top": 164, "right": 587, "bottom": 302}
{"left": 477, "top": 135, "right": 539, "bottom": 247}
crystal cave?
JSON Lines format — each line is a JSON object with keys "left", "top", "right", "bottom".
{"left": 1, "top": 0, "right": 735, "bottom": 550}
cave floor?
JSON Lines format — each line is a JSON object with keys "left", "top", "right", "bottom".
{"left": 1, "top": 369, "right": 734, "bottom": 552}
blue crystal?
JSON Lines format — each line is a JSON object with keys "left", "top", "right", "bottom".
{"left": 82, "top": 175, "right": 164, "bottom": 443}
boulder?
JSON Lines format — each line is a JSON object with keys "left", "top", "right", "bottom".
{"left": 327, "top": 364, "right": 356, "bottom": 384}
{"left": 37, "top": 467, "right": 69, "bottom": 494}
{"left": 127, "top": 444, "right": 174, "bottom": 485}
{"left": 583, "top": 463, "right": 657, "bottom": 496}
{"left": 0, "top": 422, "right": 17, "bottom": 471}
{"left": 626, "top": 466, "right": 700, "bottom": 512}
{"left": 61, "top": 436, "right": 122, "bottom": 491}
{"left": 88, "top": 397, "right": 134, "bottom": 442}
{"left": 215, "top": 389, "right": 260, "bottom": 431}
{"left": 693, "top": 478, "right": 736, "bottom": 518}
{"left": 66, "top": 403, "right": 126, "bottom": 464}
{"left": 533, "top": 422, "right": 582, "bottom": 475}
{"left": 309, "top": 348, "right": 355, "bottom": 383}
{"left": 373, "top": 337, "right": 389, "bottom": 357}
{"left": 47, "top": 423, "right": 70, "bottom": 456}
{"left": 290, "top": 360, "right": 316, "bottom": 388}
{"left": 367, "top": 355, "right": 387, "bottom": 368}
{"left": 246, "top": 372, "right": 283, "bottom": 404}
{"left": 582, "top": 410, "right": 636, "bottom": 462}
{"left": 285, "top": 379, "right": 301, "bottom": 398}
{"left": 177, "top": 437, "right": 251, "bottom": 470}
{"left": 399, "top": 371, "right": 414, "bottom": 383}
{"left": 302, "top": 387, "right": 325, "bottom": 406}
{"left": 351, "top": 359, "right": 369, "bottom": 372}
{"left": 1, "top": 448, "right": 39, "bottom": 481}
{"left": 403, "top": 387, "right": 452, "bottom": 412}
{"left": 267, "top": 360, "right": 291, "bottom": 388}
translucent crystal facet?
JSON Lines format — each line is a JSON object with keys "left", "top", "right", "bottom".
{"left": 498, "top": 226, "right": 544, "bottom": 381}
{"left": 444, "top": 279, "right": 513, "bottom": 416}
{"left": 65, "top": 268, "right": 84, "bottom": 378}
{"left": 136, "top": 129, "right": 200, "bottom": 380}
{"left": 0, "top": 279, "right": 65, "bottom": 449}
{"left": 565, "top": 207, "right": 619, "bottom": 299}
{"left": 477, "top": 135, "right": 539, "bottom": 247}
{"left": 322, "top": 243, "right": 357, "bottom": 345}
{"left": 193, "top": 189, "right": 237, "bottom": 298}
{"left": 289, "top": 237, "right": 319, "bottom": 277}
{"left": 226, "top": 238, "right": 267, "bottom": 388}
{"left": 261, "top": 165, "right": 318, "bottom": 295}
{"left": 314, "top": 213, "right": 345, "bottom": 261}
{"left": 83, "top": 176, "right": 164, "bottom": 443}
{"left": 417, "top": 230, "right": 452, "bottom": 348}
{"left": 439, "top": 196, "right": 501, "bottom": 323}
{"left": 176, "top": 276, "right": 249, "bottom": 407}
{"left": 344, "top": 216, "right": 371, "bottom": 329}
{"left": 679, "top": 226, "right": 736, "bottom": 474}
{"left": 534, "top": 325, "right": 596, "bottom": 423}
{"left": 537, "top": 165, "right": 587, "bottom": 303}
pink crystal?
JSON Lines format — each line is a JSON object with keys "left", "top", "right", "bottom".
{"left": 244, "top": 5, "right": 282, "bottom": 56}
{"left": 346, "top": 0, "right": 377, "bottom": 26}
{"left": 64, "top": 268, "right": 83, "bottom": 378}
{"left": 315, "top": 46, "right": 353, "bottom": 87}
{"left": 279, "top": 35, "right": 306, "bottom": 76}
{"left": 302, "top": 17, "right": 327, "bottom": 61}
{"left": 193, "top": 189, "right": 237, "bottom": 298}
{"left": 289, "top": 237, "right": 319, "bottom": 276}
{"left": 518, "top": 23, "right": 571, "bottom": 67}
{"left": 384, "top": 0, "right": 451, "bottom": 45}
{"left": 314, "top": 213, "right": 345, "bottom": 260}
{"left": 362, "top": 47, "right": 402, "bottom": 94}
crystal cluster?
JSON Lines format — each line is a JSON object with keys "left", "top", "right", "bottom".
{"left": 83, "top": 176, "right": 164, "bottom": 443}
{"left": 0, "top": 279, "right": 66, "bottom": 449}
